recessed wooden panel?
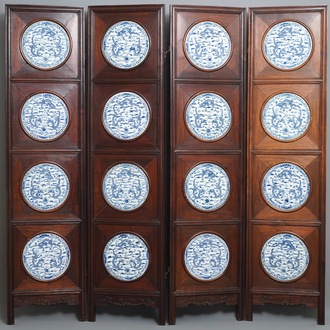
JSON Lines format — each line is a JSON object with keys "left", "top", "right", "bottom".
{"left": 250, "top": 83, "right": 323, "bottom": 151}
{"left": 250, "top": 224, "right": 319, "bottom": 290}
{"left": 91, "top": 83, "right": 160, "bottom": 151}
{"left": 172, "top": 6, "right": 244, "bottom": 80}
{"left": 174, "top": 224, "right": 240, "bottom": 292}
{"left": 10, "top": 82, "right": 81, "bottom": 150}
{"left": 250, "top": 154, "right": 320, "bottom": 221}
{"left": 93, "top": 224, "right": 160, "bottom": 292}
{"left": 174, "top": 83, "right": 242, "bottom": 150}
{"left": 7, "top": 7, "right": 82, "bottom": 80}
{"left": 92, "top": 154, "right": 160, "bottom": 221}
{"left": 12, "top": 224, "right": 82, "bottom": 291}
{"left": 250, "top": 7, "right": 326, "bottom": 80}
{"left": 11, "top": 153, "right": 82, "bottom": 221}
{"left": 89, "top": 6, "right": 162, "bottom": 81}
{"left": 175, "top": 154, "right": 241, "bottom": 221}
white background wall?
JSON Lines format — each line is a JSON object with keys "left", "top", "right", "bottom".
{"left": 0, "top": 0, "right": 328, "bottom": 329}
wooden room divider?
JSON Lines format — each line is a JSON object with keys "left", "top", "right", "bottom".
{"left": 6, "top": 4, "right": 326, "bottom": 326}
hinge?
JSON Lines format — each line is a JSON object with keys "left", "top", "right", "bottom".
{"left": 165, "top": 267, "right": 170, "bottom": 279}
{"left": 164, "top": 47, "right": 171, "bottom": 59}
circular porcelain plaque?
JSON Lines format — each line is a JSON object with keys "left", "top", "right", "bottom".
{"left": 21, "top": 92, "right": 69, "bottom": 141}
{"left": 184, "top": 233, "right": 229, "bottom": 281}
{"left": 185, "top": 92, "right": 232, "bottom": 141}
{"left": 184, "top": 163, "right": 230, "bottom": 211}
{"left": 185, "top": 21, "right": 232, "bottom": 71}
{"left": 103, "top": 163, "right": 149, "bottom": 211}
{"left": 21, "top": 20, "right": 71, "bottom": 70}
{"left": 262, "top": 92, "right": 310, "bottom": 141}
{"left": 22, "top": 163, "right": 70, "bottom": 211}
{"left": 22, "top": 232, "right": 71, "bottom": 281}
{"left": 262, "top": 163, "right": 310, "bottom": 211}
{"left": 103, "top": 92, "right": 150, "bottom": 140}
{"left": 261, "top": 233, "right": 309, "bottom": 282}
{"left": 263, "top": 21, "right": 313, "bottom": 70}
{"left": 102, "top": 21, "right": 150, "bottom": 69}
{"left": 103, "top": 233, "right": 149, "bottom": 281}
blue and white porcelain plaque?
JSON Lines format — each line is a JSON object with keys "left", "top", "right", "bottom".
{"left": 185, "top": 92, "right": 232, "bottom": 141}
{"left": 103, "top": 233, "right": 149, "bottom": 281}
{"left": 22, "top": 232, "right": 71, "bottom": 281}
{"left": 263, "top": 21, "right": 313, "bottom": 70}
{"left": 21, "top": 20, "right": 71, "bottom": 70}
{"left": 261, "top": 233, "right": 309, "bottom": 282}
{"left": 21, "top": 92, "right": 69, "bottom": 141}
{"left": 185, "top": 21, "right": 232, "bottom": 71}
{"left": 184, "top": 233, "right": 230, "bottom": 281}
{"left": 262, "top": 92, "right": 310, "bottom": 141}
{"left": 184, "top": 163, "right": 230, "bottom": 211}
{"left": 103, "top": 92, "right": 150, "bottom": 140}
{"left": 102, "top": 21, "right": 150, "bottom": 69}
{"left": 262, "top": 163, "right": 310, "bottom": 211}
{"left": 103, "top": 163, "right": 149, "bottom": 211}
{"left": 22, "top": 163, "right": 70, "bottom": 211}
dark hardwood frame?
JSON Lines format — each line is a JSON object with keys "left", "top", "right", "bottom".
{"left": 6, "top": 5, "right": 86, "bottom": 324}
{"left": 88, "top": 5, "right": 165, "bottom": 324}
{"left": 246, "top": 6, "right": 327, "bottom": 324}
{"left": 169, "top": 5, "right": 246, "bottom": 325}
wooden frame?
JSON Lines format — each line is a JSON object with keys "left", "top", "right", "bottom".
{"left": 88, "top": 5, "right": 165, "bottom": 324}
{"left": 6, "top": 5, "right": 86, "bottom": 324}
{"left": 246, "top": 6, "right": 327, "bottom": 324}
{"left": 169, "top": 5, "right": 246, "bottom": 324}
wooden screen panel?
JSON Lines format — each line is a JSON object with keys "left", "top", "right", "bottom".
{"left": 8, "top": 8, "right": 82, "bottom": 80}
{"left": 92, "top": 154, "right": 160, "bottom": 221}
{"left": 6, "top": 5, "right": 85, "bottom": 324}
{"left": 172, "top": 7, "right": 244, "bottom": 80}
{"left": 91, "top": 83, "right": 160, "bottom": 151}
{"left": 93, "top": 224, "right": 160, "bottom": 292}
{"left": 250, "top": 9, "right": 325, "bottom": 81}
{"left": 174, "top": 83, "right": 242, "bottom": 151}
{"left": 250, "top": 225, "right": 320, "bottom": 291}
{"left": 250, "top": 155, "right": 320, "bottom": 222}
{"left": 10, "top": 82, "right": 82, "bottom": 151}
{"left": 247, "top": 6, "right": 326, "bottom": 324}
{"left": 174, "top": 224, "right": 240, "bottom": 293}
{"left": 175, "top": 154, "right": 242, "bottom": 221}
{"left": 170, "top": 6, "right": 245, "bottom": 325}
{"left": 89, "top": 7, "right": 162, "bottom": 81}
{"left": 12, "top": 224, "right": 82, "bottom": 292}
{"left": 250, "top": 84, "right": 323, "bottom": 151}
{"left": 11, "top": 153, "right": 82, "bottom": 221}
{"left": 88, "top": 5, "right": 165, "bottom": 324}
